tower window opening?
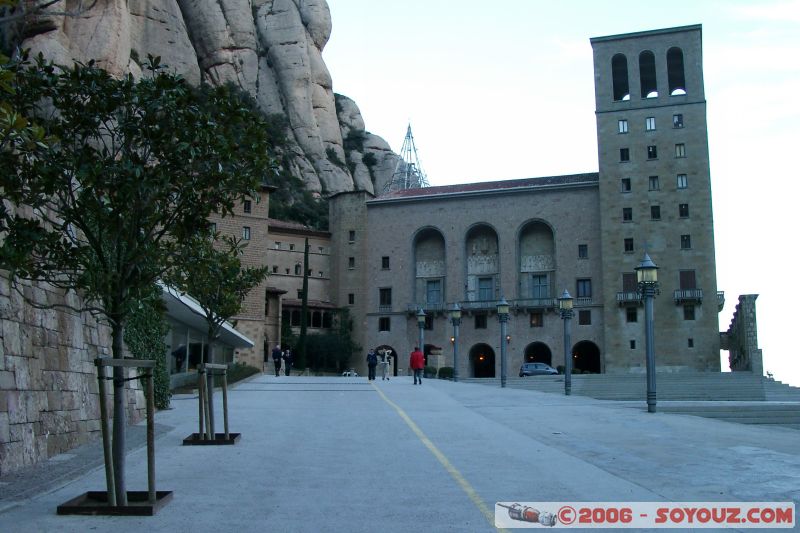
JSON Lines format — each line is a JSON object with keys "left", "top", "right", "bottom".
{"left": 612, "top": 54, "right": 630, "bottom": 101}
{"left": 639, "top": 51, "right": 658, "bottom": 98}
{"left": 667, "top": 47, "right": 687, "bottom": 96}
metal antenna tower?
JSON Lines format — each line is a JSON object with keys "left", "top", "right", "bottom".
{"left": 383, "top": 123, "right": 429, "bottom": 194}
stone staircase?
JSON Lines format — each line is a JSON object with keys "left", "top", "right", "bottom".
{"left": 461, "top": 372, "right": 800, "bottom": 428}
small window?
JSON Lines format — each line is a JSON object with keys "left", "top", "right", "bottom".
{"left": 618, "top": 119, "right": 628, "bottom": 133}
{"left": 675, "top": 144, "right": 686, "bottom": 158}
{"left": 622, "top": 272, "right": 637, "bottom": 292}
{"left": 578, "top": 310, "right": 591, "bottom": 325}
{"left": 242, "top": 226, "right": 251, "bottom": 240}
{"left": 680, "top": 270, "right": 697, "bottom": 290}
{"left": 475, "top": 314, "right": 488, "bottom": 329}
{"left": 651, "top": 205, "right": 661, "bottom": 220}
{"left": 688, "top": 338, "right": 694, "bottom": 348}
{"left": 624, "top": 238, "right": 634, "bottom": 253}
{"left": 272, "top": 265, "right": 278, "bottom": 273}
{"left": 318, "top": 271, "right": 323, "bottom": 277}
{"left": 677, "top": 174, "right": 688, "bottom": 189}
{"left": 679, "top": 203, "right": 689, "bottom": 218}
{"left": 649, "top": 176, "right": 660, "bottom": 191}
{"left": 424, "top": 315, "right": 433, "bottom": 331}
{"left": 285, "top": 268, "right": 290, "bottom": 275}
{"left": 243, "top": 200, "right": 252, "bottom": 213}
{"left": 379, "top": 288, "right": 392, "bottom": 307}
{"left": 378, "top": 317, "right": 391, "bottom": 331}
{"left": 680, "top": 235, "right": 692, "bottom": 249}
{"left": 264, "top": 292, "right": 269, "bottom": 316}
{"left": 620, "top": 148, "right": 630, "bottom": 162}
{"left": 348, "top": 257, "right": 355, "bottom": 269}
{"left": 647, "top": 145, "right": 658, "bottom": 159}
{"left": 294, "top": 264, "right": 301, "bottom": 276}
{"left": 426, "top": 279, "right": 442, "bottom": 304}
{"left": 626, "top": 307, "right": 638, "bottom": 323}
{"left": 289, "top": 243, "right": 295, "bottom": 251}
{"left": 673, "top": 114, "right": 684, "bottom": 128}
{"left": 684, "top": 304, "right": 695, "bottom": 321}
{"left": 381, "top": 256, "right": 390, "bottom": 269}
{"left": 645, "top": 117, "right": 656, "bottom": 131}
{"left": 318, "top": 246, "right": 324, "bottom": 253}
{"left": 621, "top": 178, "right": 631, "bottom": 192}
{"left": 275, "top": 242, "right": 281, "bottom": 249}
{"left": 622, "top": 207, "right": 632, "bottom": 222}
{"left": 296, "top": 289, "right": 304, "bottom": 299}
{"left": 576, "top": 279, "right": 592, "bottom": 298}
{"left": 348, "top": 293, "right": 355, "bottom": 305}
{"left": 630, "top": 340, "right": 636, "bottom": 349}
{"left": 348, "top": 230, "right": 356, "bottom": 242}
{"left": 578, "top": 244, "right": 588, "bottom": 259}
{"left": 530, "top": 311, "right": 543, "bottom": 327}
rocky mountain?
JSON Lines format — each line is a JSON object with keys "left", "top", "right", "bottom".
{"left": 20, "top": 0, "right": 400, "bottom": 195}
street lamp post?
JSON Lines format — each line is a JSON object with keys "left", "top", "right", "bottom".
{"left": 448, "top": 303, "right": 462, "bottom": 382}
{"left": 558, "top": 289, "right": 574, "bottom": 396}
{"left": 636, "top": 252, "right": 659, "bottom": 413}
{"left": 416, "top": 308, "right": 426, "bottom": 364}
{"left": 496, "top": 297, "right": 510, "bottom": 388}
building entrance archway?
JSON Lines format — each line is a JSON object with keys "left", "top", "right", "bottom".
{"left": 469, "top": 343, "right": 495, "bottom": 378}
{"left": 524, "top": 342, "right": 552, "bottom": 365}
{"left": 573, "top": 340, "right": 601, "bottom": 373}
{"left": 375, "top": 345, "right": 398, "bottom": 377}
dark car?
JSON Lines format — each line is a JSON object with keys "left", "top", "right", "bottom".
{"left": 519, "top": 362, "right": 559, "bottom": 377}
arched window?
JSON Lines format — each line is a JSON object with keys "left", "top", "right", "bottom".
{"left": 639, "top": 51, "right": 658, "bottom": 98}
{"left": 667, "top": 47, "right": 686, "bottom": 95}
{"left": 611, "top": 54, "right": 630, "bottom": 101}
{"left": 294, "top": 263, "right": 301, "bottom": 275}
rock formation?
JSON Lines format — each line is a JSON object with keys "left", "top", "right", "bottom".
{"left": 19, "top": 0, "right": 400, "bottom": 195}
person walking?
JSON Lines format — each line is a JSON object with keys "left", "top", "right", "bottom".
{"left": 380, "top": 350, "right": 391, "bottom": 381}
{"left": 366, "top": 349, "right": 378, "bottom": 381}
{"left": 409, "top": 346, "right": 424, "bottom": 385}
{"left": 283, "top": 347, "right": 292, "bottom": 376}
{"left": 271, "top": 345, "right": 282, "bottom": 377}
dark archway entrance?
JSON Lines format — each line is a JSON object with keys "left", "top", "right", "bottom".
{"left": 469, "top": 343, "right": 495, "bottom": 378}
{"left": 524, "top": 342, "right": 552, "bottom": 365}
{"left": 573, "top": 340, "right": 601, "bottom": 373}
{"left": 375, "top": 345, "right": 398, "bottom": 377}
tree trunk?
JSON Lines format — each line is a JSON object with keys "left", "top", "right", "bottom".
{"left": 205, "top": 340, "right": 215, "bottom": 436}
{"left": 111, "top": 321, "right": 128, "bottom": 506}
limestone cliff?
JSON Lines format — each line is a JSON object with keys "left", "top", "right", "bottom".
{"left": 19, "top": 0, "right": 399, "bottom": 195}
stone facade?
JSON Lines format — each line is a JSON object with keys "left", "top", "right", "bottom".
{"left": 725, "top": 295, "right": 763, "bottom": 374}
{"left": 0, "top": 277, "right": 146, "bottom": 476}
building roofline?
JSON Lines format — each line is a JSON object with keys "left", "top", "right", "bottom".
{"left": 267, "top": 218, "right": 331, "bottom": 238}
{"left": 367, "top": 173, "right": 599, "bottom": 206}
{"left": 327, "top": 189, "right": 376, "bottom": 201}
{"left": 590, "top": 24, "right": 702, "bottom": 44}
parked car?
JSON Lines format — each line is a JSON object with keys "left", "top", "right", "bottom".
{"left": 519, "top": 362, "right": 559, "bottom": 377}
{"left": 341, "top": 370, "right": 359, "bottom": 377}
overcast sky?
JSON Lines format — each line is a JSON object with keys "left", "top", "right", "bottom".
{"left": 323, "top": 0, "right": 800, "bottom": 385}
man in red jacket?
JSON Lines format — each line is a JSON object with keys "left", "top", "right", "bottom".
{"left": 409, "top": 346, "right": 425, "bottom": 385}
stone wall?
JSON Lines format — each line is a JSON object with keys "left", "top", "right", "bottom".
{"left": 0, "top": 276, "right": 146, "bottom": 476}
{"left": 726, "top": 294, "right": 763, "bottom": 375}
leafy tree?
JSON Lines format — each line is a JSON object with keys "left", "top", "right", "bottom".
{"left": 0, "top": 55, "right": 276, "bottom": 504}
{"left": 165, "top": 234, "right": 267, "bottom": 433}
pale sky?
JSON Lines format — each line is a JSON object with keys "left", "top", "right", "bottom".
{"left": 323, "top": 0, "right": 800, "bottom": 386}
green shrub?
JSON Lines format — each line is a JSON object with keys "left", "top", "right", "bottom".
{"left": 124, "top": 293, "right": 171, "bottom": 409}
{"left": 423, "top": 365, "right": 437, "bottom": 379}
{"left": 213, "top": 362, "right": 260, "bottom": 387}
{"left": 556, "top": 365, "right": 565, "bottom": 374}
{"left": 437, "top": 367, "right": 454, "bottom": 380}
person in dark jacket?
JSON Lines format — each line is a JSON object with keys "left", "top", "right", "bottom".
{"left": 271, "top": 345, "right": 282, "bottom": 377}
{"left": 282, "top": 348, "right": 292, "bottom": 376}
{"left": 366, "top": 349, "right": 378, "bottom": 381}
{"left": 409, "top": 346, "right": 425, "bottom": 385}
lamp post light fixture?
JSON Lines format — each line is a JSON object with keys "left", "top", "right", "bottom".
{"left": 635, "top": 252, "right": 659, "bottom": 413}
{"left": 496, "top": 297, "right": 510, "bottom": 388}
{"left": 558, "top": 289, "right": 575, "bottom": 396}
{"left": 416, "top": 308, "right": 426, "bottom": 363}
{"left": 448, "top": 303, "right": 462, "bottom": 382}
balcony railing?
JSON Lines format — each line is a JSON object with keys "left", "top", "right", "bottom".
{"left": 513, "top": 298, "right": 556, "bottom": 310}
{"left": 378, "top": 305, "right": 392, "bottom": 313}
{"left": 405, "top": 302, "right": 448, "bottom": 314}
{"left": 616, "top": 291, "right": 642, "bottom": 306}
{"left": 673, "top": 289, "right": 703, "bottom": 304}
{"left": 575, "top": 297, "right": 593, "bottom": 306}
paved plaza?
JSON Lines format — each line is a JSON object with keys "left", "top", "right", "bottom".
{"left": 1, "top": 374, "right": 798, "bottom": 532}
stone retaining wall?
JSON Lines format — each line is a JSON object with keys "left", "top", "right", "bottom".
{"left": 0, "top": 276, "right": 145, "bottom": 476}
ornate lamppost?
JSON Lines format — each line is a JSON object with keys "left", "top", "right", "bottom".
{"left": 636, "top": 252, "right": 659, "bottom": 413}
{"left": 416, "top": 308, "right": 426, "bottom": 363}
{"left": 558, "top": 289, "right": 574, "bottom": 396}
{"left": 448, "top": 303, "right": 462, "bottom": 382}
{"left": 496, "top": 297, "right": 510, "bottom": 388}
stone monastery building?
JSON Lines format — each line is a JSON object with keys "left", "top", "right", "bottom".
{"left": 229, "top": 24, "right": 724, "bottom": 378}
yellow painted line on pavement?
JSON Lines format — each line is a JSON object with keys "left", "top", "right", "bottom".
{"left": 372, "top": 384, "right": 508, "bottom": 533}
